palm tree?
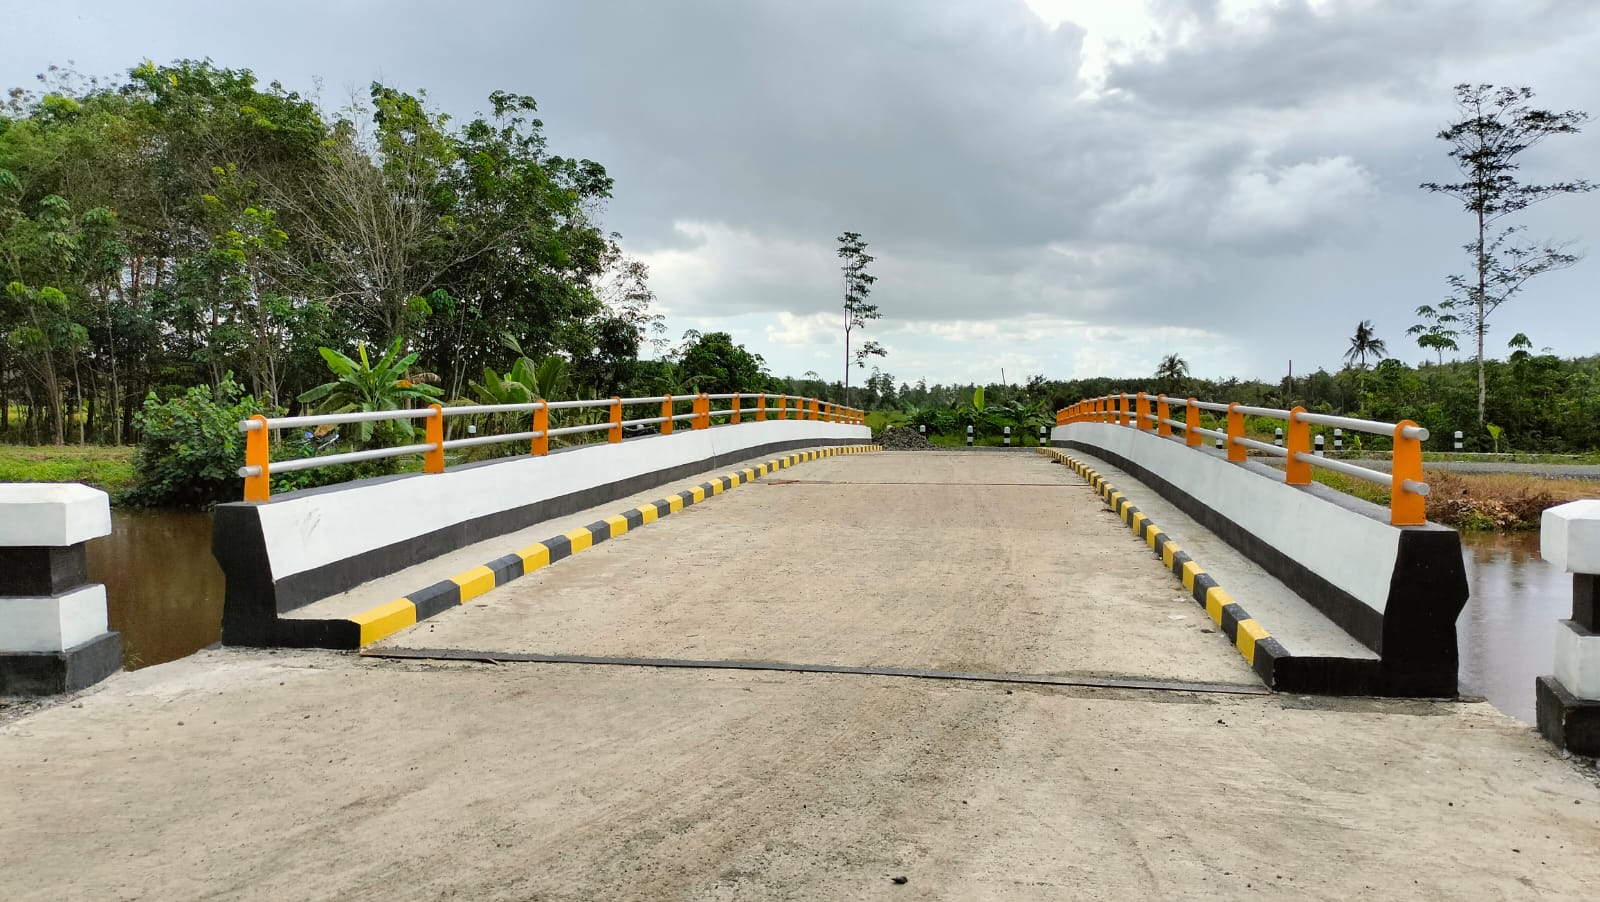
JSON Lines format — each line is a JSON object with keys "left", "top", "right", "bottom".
{"left": 1343, "top": 320, "right": 1388, "bottom": 371}
{"left": 1154, "top": 353, "right": 1190, "bottom": 395}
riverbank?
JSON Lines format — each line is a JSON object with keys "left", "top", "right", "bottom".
{"left": 0, "top": 444, "right": 135, "bottom": 498}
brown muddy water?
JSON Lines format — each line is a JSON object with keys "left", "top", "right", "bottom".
{"left": 85, "top": 513, "right": 1569, "bottom": 723}
{"left": 88, "top": 510, "right": 224, "bottom": 670}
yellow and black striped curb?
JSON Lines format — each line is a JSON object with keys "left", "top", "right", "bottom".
{"left": 1040, "top": 448, "right": 1289, "bottom": 688}
{"left": 347, "top": 445, "right": 882, "bottom": 646}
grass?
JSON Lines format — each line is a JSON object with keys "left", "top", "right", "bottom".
{"left": 0, "top": 444, "right": 137, "bottom": 497}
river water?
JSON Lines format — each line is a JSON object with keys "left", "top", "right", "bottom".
{"left": 86, "top": 512, "right": 1572, "bottom": 722}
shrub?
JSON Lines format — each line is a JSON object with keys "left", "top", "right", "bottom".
{"left": 125, "top": 376, "right": 268, "bottom": 509}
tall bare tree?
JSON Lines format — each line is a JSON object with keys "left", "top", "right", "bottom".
{"left": 1420, "top": 84, "right": 1592, "bottom": 424}
{"left": 836, "top": 231, "right": 884, "bottom": 397}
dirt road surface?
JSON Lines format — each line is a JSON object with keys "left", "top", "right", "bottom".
{"left": 3, "top": 451, "right": 1599, "bottom": 900}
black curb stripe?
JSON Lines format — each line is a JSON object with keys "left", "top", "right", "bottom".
{"left": 1168, "top": 549, "right": 1191, "bottom": 578}
{"left": 652, "top": 499, "right": 673, "bottom": 518}
{"left": 410, "top": 580, "right": 462, "bottom": 620}
{"left": 584, "top": 519, "right": 614, "bottom": 543}
{"left": 676, "top": 490, "right": 696, "bottom": 507}
{"left": 1220, "top": 603, "right": 1248, "bottom": 643}
{"left": 486, "top": 553, "right": 524, "bottom": 585}
{"left": 623, "top": 508, "right": 645, "bottom": 530}
{"left": 1191, "top": 571, "right": 1219, "bottom": 605}
{"left": 544, "top": 533, "right": 574, "bottom": 563}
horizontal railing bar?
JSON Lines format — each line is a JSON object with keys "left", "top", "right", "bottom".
{"left": 442, "top": 431, "right": 541, "bottom": 450}
{"left": 1190, "top": 400, "right": 1231, "bottom": 412}
{"left": 1293, "top": 452, "right": 1431, "bottom": 497}
{"left": 620, "top": 416, "right": 667, "bottom": 427}
{"left": 1233, "top": 437, "right": 1288, "bottom": 457}
{"left": 1158, "top": 417, "right": 1187, "bottom": 430}
{"left": 670, "top": 412, "right": 699, "bottom": 422}
{"left": 545, "top": 423, "right": 612, "bottom": 438}
{"left": 1292, "top": 410, "right": 1428, "bottom": 440}
{"left": 441, "top": 402, "right": 544, "bottom": 417}
{"left": 241, "top": 442, "right": 437, "bottom": 476}
{"left": 243, "top": 409, "right": 434, "bottom": 432}
{"left": 1190, "top": 426, "right": 1227, "bottom": 440}
{"left": 1230, "top": 404, "right": 1292, "bottom": 419}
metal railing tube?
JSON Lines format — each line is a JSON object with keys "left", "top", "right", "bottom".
{"left": 442, "top": 431, "right": 542, "bottom": 451}
{"left": 1232, "top": 437, "right": 1289, "bottom": 457}
{"left": 241, "top": 442, "right": 438, "bottom": 477}
{"left": 241, "top": 408, "right": 434, "bottom": 432}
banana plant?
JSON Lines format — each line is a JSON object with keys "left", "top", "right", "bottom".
{"left": 298, "top": 337, "right": 443, "bottom": 445}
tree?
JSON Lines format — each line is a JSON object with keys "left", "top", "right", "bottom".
{"left": 1154, "top": 353, "right": 1190, "bottom": 395}
{"left": 1420, "top": 83, "right": 1592, "bottom": 425}
{"left": 674, "top": 330, "right": 768, "bottom": 394}
{"left": 836, "top": 231, "right": 884, "bottom": 393}
{"left": 1344, "top": 320, "right": 1388, "bottom": 371}
{"left": 1407, "top": 303, "right": 1461, "bottom": 365}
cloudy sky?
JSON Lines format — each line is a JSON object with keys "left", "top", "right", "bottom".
{"left": 6, "top": 0, "right": 1599, "bottom": 385}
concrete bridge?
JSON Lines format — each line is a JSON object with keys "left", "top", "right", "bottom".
{"left": 3, "top": 393, "right": 1600, "bottom": 898}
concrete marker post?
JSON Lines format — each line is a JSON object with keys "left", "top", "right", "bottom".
{"left": 1536, "top": 500, "right": 1600, "bottom": 755}
{"left": 1334, "top": 428, "right": 1343, "bottom": 454}
{"left": 1315, "top": 434, "right": 1325, "bottom": 457}
{"left": 1454, "top": 430, "right": 1464, "bottom": 452}
{"left": 966, "top": 425, "right": 974, "bottom": 447}
{"left": 1004, "top": 426, "right": 1011, "bottom": 447}
{"left": 0, "top": 484, "right": 122, "bottom": 695}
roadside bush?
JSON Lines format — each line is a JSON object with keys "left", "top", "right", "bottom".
{"left": 125, "top": 376, "right": 269, "bottom": 509}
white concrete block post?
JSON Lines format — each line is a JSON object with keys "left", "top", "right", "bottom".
{"left": 1535, "top": 499, "right": 1600, "bottom": 755}
{"left": 0, "top": 484, "right": 122, "bottom": 694}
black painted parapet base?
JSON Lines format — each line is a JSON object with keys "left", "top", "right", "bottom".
{"left": 0, "top": 631, "right": 122, "bottom": 696}
{"left": 1536, "top": 676, "right": 1600, "bottom": 757}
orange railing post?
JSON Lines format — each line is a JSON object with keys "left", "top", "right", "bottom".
{"left": 810, "top": 399, "right": 819, "bottom": 421}
{"left": 425, "top": 404, "right": 446, "bottom": 473}
{"left": 1391, "top": 420, "right": 1427, "bottom": 526}
{"left": 1156, "top": 395, "right": 1171, "bottom": 437}
{"left": 1226, "top": 402, "right": 1246, "bottom": 462}
{"left": 1118, "top": 394, "right": 1130, "bottom": 427}
{"left": 532, "top": 402, "right": 549, "bottom": 455}
{"left": 1285, "top": 407, "right": 1311, "bottom": 485}
{"left": 693, "top": 393, "right": 709, "bottom": 430}
{"left": 1136, "top": 392, "right": 1150, "bottom": 431}
{"left": 1185, "top": 398, "right": 1202, "bottom": 447}
{"left": 731, "top": 394, "right": 742, "bottom": 425}
{"left": 660, "top": 396, "right": 674, "bottom": 436}
{"left": 757, "top": 394, "right": 767, "bottom": 421}
{"left": 777, "top": 395, "right": 787, "bottom": 420}
{"left": 243, "top": 414, "right": 271, "bottom": 502}
{"left": 609, "top": 397, "right": 623, "bottom": 443}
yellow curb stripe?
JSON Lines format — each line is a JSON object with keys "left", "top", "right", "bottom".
{"left": 451, "top": 565, "right": 498, "bottom": 603}
{"left": 604, "top": 514, "right": 629, "bottom": 537}
{"left": 1205, "top": 586, "right": 1229, "bottom": 625}
{"left": 635, "top": 504, "right": 658, "bottom": 524}
{"left": 517, "top": 542, "right": 551, "bottom": 571}
{"left": 1181, "top": 560, "right": 1204, "bottom": 591}
{"left": 1236, "top": 619, "right": 1268, "bottom": 665}
{"left": 353, "top": 599, "right": 417, "bottom": 646}
{"left": 1161, "top": 542, "right": 1180, "bottom": 567}
{"left": 564, "top": 527, "right": 594, "bottom": 553}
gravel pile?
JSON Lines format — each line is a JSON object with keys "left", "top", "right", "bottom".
{"left": 877, "top": 426, "right": 940, "bottom": 450}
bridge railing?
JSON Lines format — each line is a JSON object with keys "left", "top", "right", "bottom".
{"left": 237, "top": 392, "right": 863, "bottom": 502}
{"left": 1055, "top": 392, "right": 1430, "bottom": 526}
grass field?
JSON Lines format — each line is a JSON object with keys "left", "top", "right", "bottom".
{"left": 0, "top": 445, "right": 137, "bottom": 497}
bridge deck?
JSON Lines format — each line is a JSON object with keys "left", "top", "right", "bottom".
{"left": 371, "top": 450, "right": 1258, "bottom": 687}
{"left": 4, "top": 449, "right": 1599, "bottom": 898}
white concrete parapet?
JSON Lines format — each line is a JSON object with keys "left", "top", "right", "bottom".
{"left": 0, "top": 483, "right": 121, "bottom": 694}
{"left": 1536, "top": 500, "right": 1600, "bottom": 754}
